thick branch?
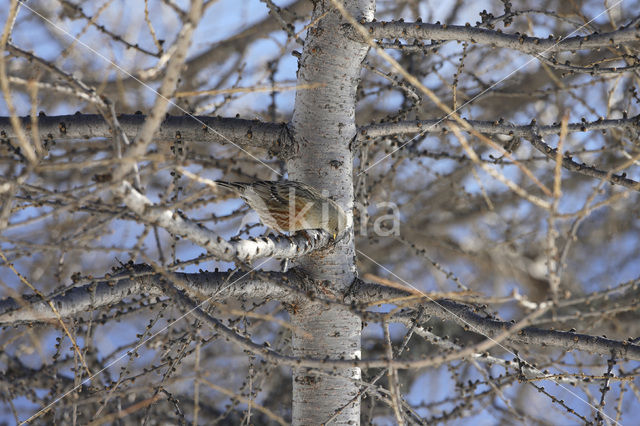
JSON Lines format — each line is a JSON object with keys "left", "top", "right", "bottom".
{"left": 5, "top": 275, "right": 640, "bottom": 363}
{"left": 5, "top": 112, "right": 636, "bottom": 159}
{"left": 351, "top": 281, "right": 640, "bottom": 361}
{"left": 0, "top": 114, "right": 289, "bottom": 155}
{"left": 360, "top": 116, "right": 640, "bottom": 140}
{"left": 116, "top": 181, "right": 334, "bottom": 261}
{"left": 3, "top": 113, "right": 636, "bottom": 189}
{"left": 359, "top": 20, "right": 640, "bottom": 55}
{"left": 0, "top": 265, "right": 295, "bottom": 324}
{"left": 360, "top": 116, "right": 640, "bottom": 191}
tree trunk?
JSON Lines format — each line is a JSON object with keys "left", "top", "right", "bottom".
{"left": 289, "top": 0, "right": 374, "bottom": 424}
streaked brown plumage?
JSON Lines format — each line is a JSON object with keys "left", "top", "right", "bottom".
{"left": 216, "top": 180, "right": 349, "bottom": 239}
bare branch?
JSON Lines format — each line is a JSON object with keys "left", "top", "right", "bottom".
{"left": 0, "top": 114, "right": 289, "bottom": 154}
{"left": 7, "top": 43, "right": 106, "bottom": 107}
{"left": 112, "top": 0, "right": 202, "bottom": 183}
{"left": 57, "top": 0, "right": 161, "bottom": 58}
{"left": 0, "top": 265, "right": 294, "bottom": 324}
{"left": 359, "top": 19, "right": 640, "bottom": 55}
{"left": 3, "top": 268, "right": 640, "bottom": 367}
{"left": 359, "top": 115, "right": 640, "bottom": 140}
{"left": 360, "top": 115, "right": 640, "bottom": 191}
{"left": 351, "top": 280, "right": 640, "bottom": 361}
{"left": 116, "top": 181, "right": 336, "bottom": 262}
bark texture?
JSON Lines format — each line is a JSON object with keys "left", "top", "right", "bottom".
{"left": 288, "top": 1, "right": 374, "bottom": 424}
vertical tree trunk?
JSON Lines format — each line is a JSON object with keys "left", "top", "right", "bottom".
{"left": 289, "top": 0, "right": 374, "bottom": 424}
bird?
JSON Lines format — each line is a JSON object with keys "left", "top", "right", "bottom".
{"left": 216, "top": 180, "right": 349, "bottom": 240}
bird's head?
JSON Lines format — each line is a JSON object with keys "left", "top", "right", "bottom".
{"left": 324, "top": 200, "right": 351, "bottom": 240}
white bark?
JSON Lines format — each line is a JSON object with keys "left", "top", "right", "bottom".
{"left": 116, "top": 182, "right": 334, "bottom": 262}
{"left": 288, "top": 0, "right": 374, "bottom": 424}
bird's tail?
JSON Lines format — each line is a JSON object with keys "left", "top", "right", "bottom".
{"left": 215, "top": 181, "right": 247, "bottom": 193}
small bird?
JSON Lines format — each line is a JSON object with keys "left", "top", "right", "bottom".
{"left": 216, "top": 180, "right": 349, "bottom": 239}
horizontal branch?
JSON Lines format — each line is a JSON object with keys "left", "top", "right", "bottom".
{"left": 352, "top": 281, "right": 640, "bottom": 361}
{"left": 117, "top": 181, "right": 333, "bottom": 262}
{"left": 359, "top": 116, "right": 640, "bottom": 191}
{"left": 4, "top": 112, "right": 637, "bottom": 153}
{"left": 430, "top": 299, "right": 640, "bottom": 361}
{"left": 358, "top": 19, "right": 640, "bottom": 55}
{"left": 2, "top": 270, "right": 640, "bottom": 365}
{"left": 0, "top": 114, "right": 290, "bottom": 156}
{"left": 0, "top": 264, "right": 295, "bottom": 324}
{"left": 2, "top": 113, "right": 637, "bottom": 189}
{"left": 360, "top": 116, "right": 640, "bottom": 140}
